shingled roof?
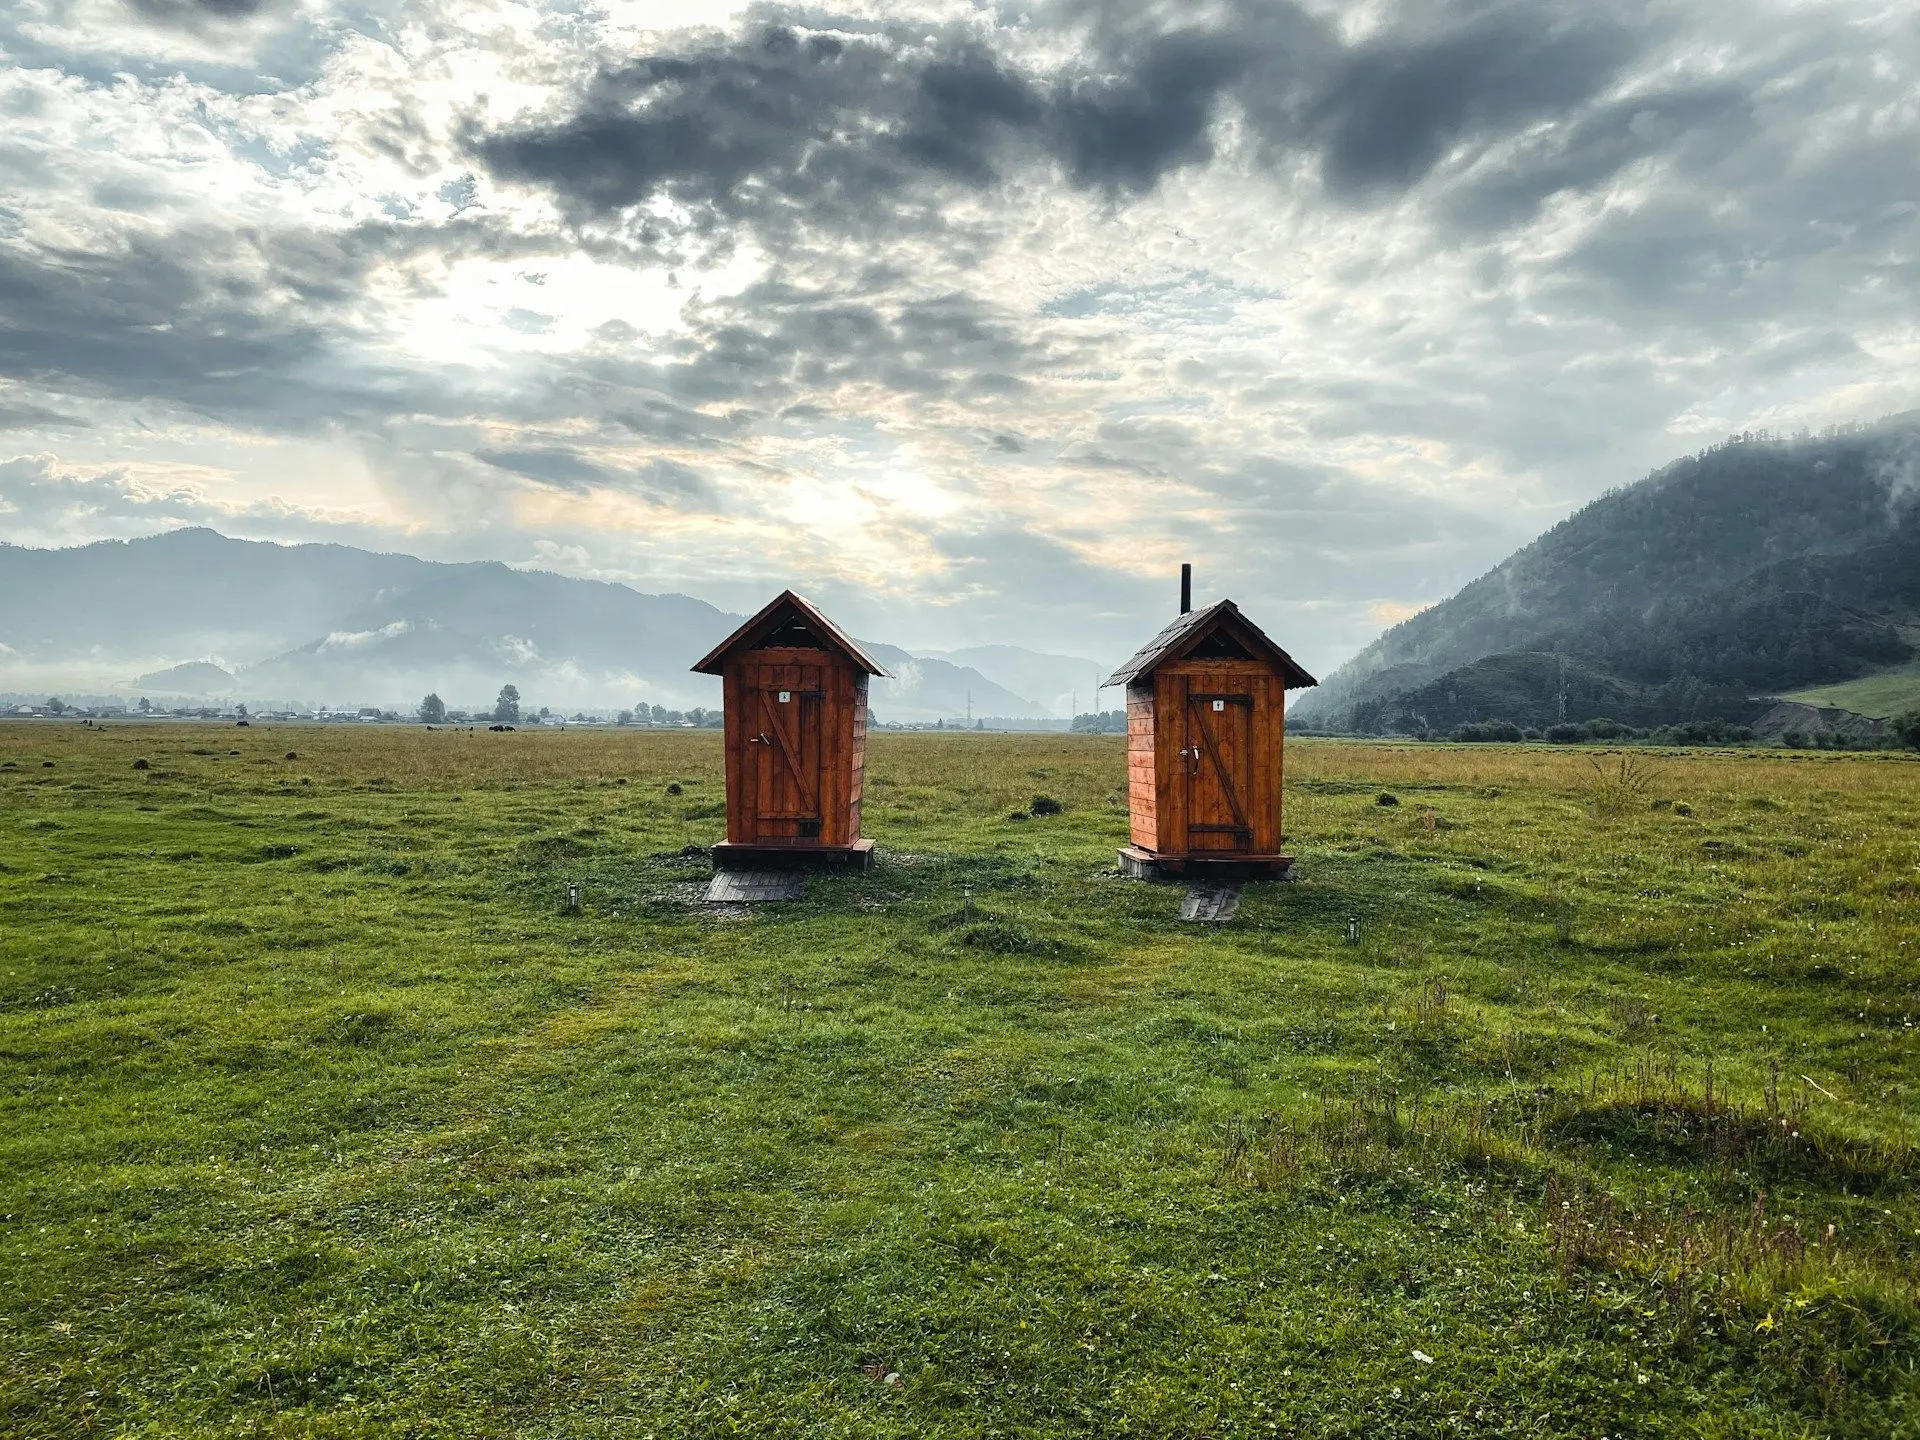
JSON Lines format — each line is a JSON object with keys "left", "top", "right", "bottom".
{"left": 691, "top": 590, "right": 891, "bottom": 677}
{"left": 1104, "top": 598, "right": 1317, "bottom": 689}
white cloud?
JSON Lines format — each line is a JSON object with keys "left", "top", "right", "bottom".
{"left": 0, "top": 0, "right": 1915, "bottom": 675}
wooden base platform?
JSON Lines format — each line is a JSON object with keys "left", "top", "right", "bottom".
{"left": 712, "top": 838, "right": 876, "bottom": 873}
{"left": 705, "top": 870, "right": 806, "bottom": 904}
{"left": 1118, "top": 846, "right": 1293, "bottom": 883}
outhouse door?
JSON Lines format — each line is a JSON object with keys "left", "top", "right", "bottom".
{"left": 744, "top": 659, "right": 825, "bottom": 841}
{"left": 1178, "top": 677, "right": 1255, "bottom": 853}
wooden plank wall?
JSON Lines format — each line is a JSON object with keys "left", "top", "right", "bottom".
{"left": 848, "top": 673, "right": 868, "bottom": 843}
{"left": 1255, "top": 670, "right": 1281, "bottom": 855}
{"left": 1274, "top": 674, "right": 1286, "bottom": 851}
{"left": 723, "top": 646, "right": 863, "bottom": 847}
{"left": 721, "top": 665, "right": 750, "bottom": 845}
{"left": 817, "top": 659, "right": 847, "bottom": 847}
{"left": 1146, "top": 660, "right": 1286, "bottom": 857}
{"left": 1153, "top": 672, "right": 1182, "bottom": 853}
{"left": 1126, "top": 682, "right": 1157, "bottom": 850}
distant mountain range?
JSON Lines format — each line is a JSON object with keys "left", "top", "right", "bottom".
{"left": 0, "top": 529, "right": 1099, "bottom": 723}
{"left": 1291, "top": 414, "right": 1920, "bottom": 733}
{"left": 16, "top": 414, "right": 1920, "bottom": 734}
{"left": 917, "top": 645, "right": 1113, "bottom": 720}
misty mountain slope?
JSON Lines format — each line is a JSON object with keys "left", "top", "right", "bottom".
{"left": 311, "top": 564, "right": 739, "bottom": 670}
{"left": 241, "top": 563, "right": 745, "bottom": 709}
{"left": 1293, "top": 417, "right": 1920, "bottom": 732}
{"left": 0, "top": 528, "right": 438, "bottom": 666}
{"left": 0, "top": 528, "right": 1078, "bottom": 719}
{"left": 0, "top": 527, "right": 747, "bottom": 708}
{"left": 134, "top": 660, "right": 237, "bottom": 694}
{"left": 859, "top": 643, "right": 1037, "bottom": 720}
{"left": 917, "top": 645, "right": 1110, "bottom": 714}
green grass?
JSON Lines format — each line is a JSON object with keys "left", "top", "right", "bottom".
{"left": 3, "top": 725, "right": 1918, "bottom": 1438}
{"left": 1782, "top": 659, "right": 1920, "bottom": 718}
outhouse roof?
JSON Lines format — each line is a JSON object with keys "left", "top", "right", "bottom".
{"left": 691, "top": 590, "right": 891, "bottom": 677}
{"left": 1104, "top": 599, "right": 1317, "bottom": 689}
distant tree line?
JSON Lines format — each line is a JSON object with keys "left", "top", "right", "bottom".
{"left": 1437, "top": 718, "right": 1763, "bottom": 746}
{"left": 409, "top": 687, "right": 720, "bottom": 728}
{"left": 1071, "top": 710, "right": 1127, "bottom": 734}
{"left": 617, "top": 703, "right": 721, "bottom": 728}
{"left": 1343, "top": 714, "right": 1920, "bottom": 749}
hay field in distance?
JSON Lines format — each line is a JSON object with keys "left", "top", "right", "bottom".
{"left": 3, "top": 723, "right": 1917, "bottom": 1437}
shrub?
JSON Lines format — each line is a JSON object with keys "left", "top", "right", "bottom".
{"left": 1452, "top": 720, "right": 1523, "bottom": 743}
{"left": 1375, "top": 792, "right": 1399, "bottom": 806}
{"left": 132, "top": 758, "right": 150, "bottom": 771}
{"left": 1030, "top": 794, "right": 1063, "bottom": 816}
{"left": 1891, "top": 709, "right": 1920, "bottom": 750}
{"left": 1586, "top": 754, "right": 1657, "bottom": 819}
{"left": 1656, "top": 719, "right": 1748, "bottom": 747}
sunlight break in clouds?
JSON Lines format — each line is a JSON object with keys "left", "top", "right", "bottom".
{"left": 1, "top": 0, "right": 1917, "bottom": 672}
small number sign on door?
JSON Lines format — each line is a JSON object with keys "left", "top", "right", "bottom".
{"left": 778, "top": 690, "right": 792, "bottom": 703}
{"left": 1212, "top": 699, "right": 1225, "bottom": 712}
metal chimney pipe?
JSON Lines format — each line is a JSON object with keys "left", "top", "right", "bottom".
{"left": 1180, "top": 563, "right": 1192, "bottom": 614}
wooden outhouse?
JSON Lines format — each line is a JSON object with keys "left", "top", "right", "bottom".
{"left": 1105, "top": 572, "right": 1317, "bottom": 880}
{"left": 691, "top": 590, "right": 888, "bottom": 871}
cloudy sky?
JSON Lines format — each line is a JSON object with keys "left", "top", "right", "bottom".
{"left": 2, "top": 0, "right": 1917, "bottom": 672}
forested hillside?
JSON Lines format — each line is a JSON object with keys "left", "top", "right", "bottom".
{"left": 1291, "top": 417, "right": 1920, "bottom": 733}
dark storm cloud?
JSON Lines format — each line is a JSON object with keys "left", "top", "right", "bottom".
{"left": 477, "top": 445, "right": 717, "bottom": 508}
{"left": 0, "top": 219, "right": 550, "bottom": 424}
{"left": 1435, "top": 82, "right": 1752, "bottom": 233}
{"left": 476, "top": 446, "right": 611, "bottom": 490}
{"left": 1049, "top": 24, "right": 1251, "bottom": 191}
{"left": 475, "top": 21, "right": 1054, "bottom": 237}
{"left": 566, "top": 280, "right": 1047, "bottom": 429}
{"left": 0, "top": 397, "right": 87, "bottom": 430}
{"left": 1302, "top": 7, "right": 1638, "bottom": 197}
{"left": 477, "top": 1, "right": 1652, "bottom": 234}
{"left": 126, "top": 0, "right": 271, "bottom": 20}
{"left": 0, "top": 229, "right": 327, "bottom": 413}
{"left": 471, "top": 14, "right": 1252, "bottom": 228}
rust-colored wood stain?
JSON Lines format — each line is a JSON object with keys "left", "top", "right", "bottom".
{"left": 1108, "top": 598, "right": 1315, "bottom": 869}
{"left": 692, "top": 593, "right": 885, "bottom": 854}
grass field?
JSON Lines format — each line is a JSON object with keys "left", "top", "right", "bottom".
{"left": 1783, "top": 660, "right": 1920, "bottom": 719}
{"left": 3, "top": 723, "right": 1918, "bottom": 1438}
